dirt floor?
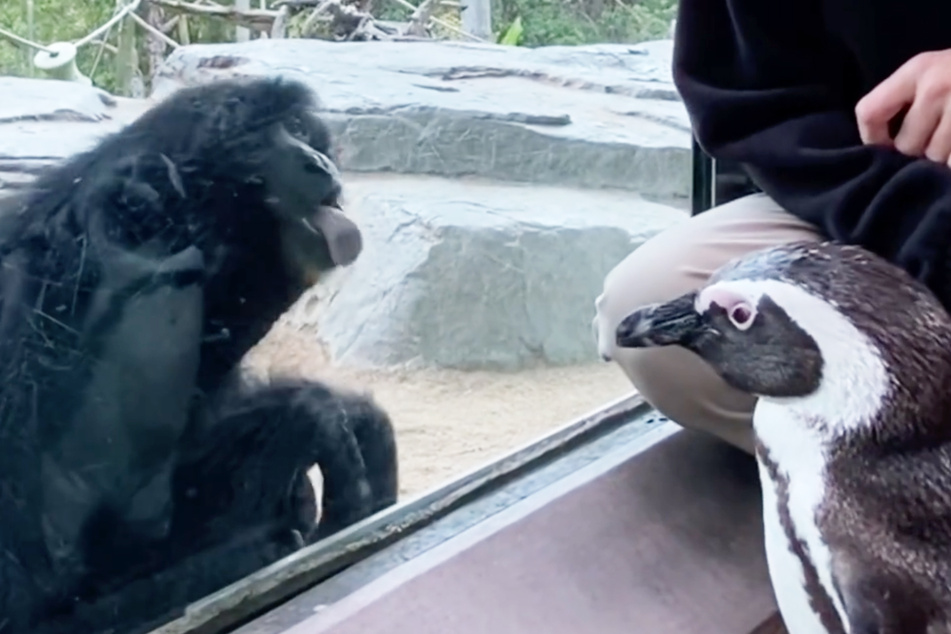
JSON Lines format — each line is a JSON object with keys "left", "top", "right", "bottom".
{"left": 246, "top": 325, "right": 635, "bottom": 498}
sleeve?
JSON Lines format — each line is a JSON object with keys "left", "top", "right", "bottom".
{"left": 672, "top": 0, "right": 951, "bottom": 300}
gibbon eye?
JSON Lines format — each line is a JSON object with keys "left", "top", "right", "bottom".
{"left": 284, "top": 116, "right": 307, "bottom": 140}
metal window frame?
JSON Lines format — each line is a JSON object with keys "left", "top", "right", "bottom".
{"left": 149, "top": 395, "right": 652, "bottom": 634}
{"left": 690, "top": 135, "right": 762, "bottom": 216}
{"left": 691, "top": 136, "right": 716, "bottom": 216}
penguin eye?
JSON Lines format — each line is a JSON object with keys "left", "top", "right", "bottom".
{"left": 728, "top": 303, "right": 755, "bottom": 331}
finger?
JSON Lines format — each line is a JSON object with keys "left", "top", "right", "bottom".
{"left": 893, "top": 95, "right": 944, "bottom": 157}
{"left": 925, "top": 107, "right": 951, "bottom": 164}
{"left": 856, "top": 59, "right": 921, "bottom": 145}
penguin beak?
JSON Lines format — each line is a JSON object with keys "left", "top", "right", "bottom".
{"left": 615, "top": 291, "right": 703, "bottom": 348}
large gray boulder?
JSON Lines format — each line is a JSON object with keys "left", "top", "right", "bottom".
{"left": 2, "top": 39, "right": 693, "bottom": 370}
{"left": 0, "top": 77, "right": 150, "bottom": 194}
{"left": 283, "top": 173, "right": 686, "bottom": 370}
{"left": 150, "top": 39, "right": 693, "bottom": 369}
{"left": 151, "top": 38, "right": 691, "bottom": 203}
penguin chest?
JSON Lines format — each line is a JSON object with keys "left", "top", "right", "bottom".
{"left": 754, "top": 404, "right": 849, "bottom": 634}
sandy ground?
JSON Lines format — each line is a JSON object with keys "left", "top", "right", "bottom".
{"left": 246, "top": 325, "right": 635, "bottom": 498}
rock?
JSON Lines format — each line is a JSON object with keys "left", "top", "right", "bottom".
{"left": 151, "top": 38, "right": 691, "bottom": 204}
{"left": 0, "top": 77, "right": 151, "bottom": 194}
{"left": 2, "top": 40, "right": 693, "bottom": 370}
{"left": 283, "top": 173, "right": 687, "bottom": 370}
{"left": 0, "top": 76, "right": 116, "bottom": 124}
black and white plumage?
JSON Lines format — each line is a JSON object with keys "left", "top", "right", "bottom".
{"left": 614, "top": 240, "right": 951, "bottom": 634}
{"left": 0, "top": 76, "right": 398, "bottom": 634}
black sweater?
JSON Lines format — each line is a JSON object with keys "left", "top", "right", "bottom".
{"left": 673, "top": 0, "right": 951, "bottom": 300}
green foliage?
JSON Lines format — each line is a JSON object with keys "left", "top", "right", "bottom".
{"left": 377, "top": 0, "right": 676, "bottom": 47}
{"left": 0, "top": 0, "right": 677, "bottom": 95}
{"left": 0, "top": 0, "right": 238, "bottom": 93}
{"left": 497, "top": 14, "right": 522, "bottom": 45}
{"left": 0, "top": 0, "right": 118, "bottom": 88}
{"left": 494, "top": 0, "right": 676, "bottom": 47}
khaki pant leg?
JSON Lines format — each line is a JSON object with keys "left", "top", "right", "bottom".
{"left": 593, "top": 193, "right": 824, "bottom": 454}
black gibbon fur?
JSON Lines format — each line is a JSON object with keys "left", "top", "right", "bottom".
{"left": 0, "top": 76, "right": 398, "bottom": 634}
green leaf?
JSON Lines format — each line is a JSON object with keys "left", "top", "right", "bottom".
{"left": 498, "top": 15, "right": 523, "bottom": 46}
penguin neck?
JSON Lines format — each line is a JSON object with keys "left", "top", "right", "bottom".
{"left": 756, "top": 338, "right": 890, "bottom": 442}
{"left": 757, "top": 366, "right": 949, "bottom": 453}
{"left": 759, "top": 277, "right": 896, "bottom": 440}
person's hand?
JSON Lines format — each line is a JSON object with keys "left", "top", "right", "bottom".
{"left": 855, "top": 49, "right": 951, "bottom": 165}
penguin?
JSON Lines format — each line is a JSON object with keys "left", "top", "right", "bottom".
{"left": 612, "top": 240, "right": 951, "bottom": 634}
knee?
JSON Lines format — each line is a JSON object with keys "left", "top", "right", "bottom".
{"left": 592, "top": 227, "right": 699, "bottom": 406}
{"left": 593, "top": 226, "right": 701, "bottom": 366}
{"left": 591, "top": 225, "right": 756, "bottom": 453}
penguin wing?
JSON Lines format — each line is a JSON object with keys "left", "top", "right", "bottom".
{"left": 830, "top": 548, "right": 938, "bottom": 634}
{"left": 830, "top": 550, "right": 886, "bottom": 634}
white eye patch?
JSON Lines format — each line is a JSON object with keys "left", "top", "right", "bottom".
{"left": 696, "top": 284, "right": 757, "bottom": 331}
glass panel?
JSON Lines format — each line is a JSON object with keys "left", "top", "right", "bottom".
{"left": 0, "top": 0, "right": 688, "bottom": 631}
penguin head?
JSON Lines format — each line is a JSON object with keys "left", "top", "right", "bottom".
{"left": 615, "top": 275, "right": 824, "bottom": 399}
{"left": 615, "top": 241, "right": 951, "bottom": 426}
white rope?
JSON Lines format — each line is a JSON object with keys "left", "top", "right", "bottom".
{"left": 129, "top": 10, "right": 180, "bottom": 48}
{"left": 0, "top": 0, "right": 146, "bottom": 60}
{"left": 73, "top": 0, "right": 144, "bottom": 48}
{"left": 0, "top": 24, "right": 56, "bottom": 53}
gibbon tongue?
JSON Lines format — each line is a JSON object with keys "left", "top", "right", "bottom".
{"left": 309, "top": 206, "right": 363, "bottom": 266}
